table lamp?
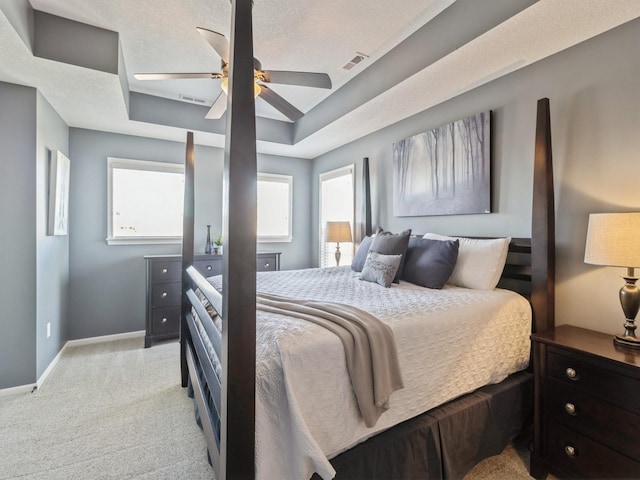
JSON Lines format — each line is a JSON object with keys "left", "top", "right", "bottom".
{"left": 584, "top": 212, "right": 640, "bottom": 349}
{"left": 325, "top": 221, "right": 352, "bottom": 266}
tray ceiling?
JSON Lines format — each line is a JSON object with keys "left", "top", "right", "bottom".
{"left": 1, "top": 0, "right": 639, "bottom": 158}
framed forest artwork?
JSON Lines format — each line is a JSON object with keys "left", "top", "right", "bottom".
{"left": 393, "top": 111, "right": 491, "bottom": 217}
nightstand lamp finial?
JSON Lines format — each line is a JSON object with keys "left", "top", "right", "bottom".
{"left": 585, "top": 212, "right": 640, "bottom": 349}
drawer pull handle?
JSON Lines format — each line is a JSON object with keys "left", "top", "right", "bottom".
{"left": 564, "top": 445, "right": 576, "bottom": 457}
{"left": 161, "top": 292, "right": 168, "bottom": 298}
{"left": 265, "top": 262, "right": 270, "bottom": 268}
{"left": 161, "top": 317, "right": 168, "bottom": 324}
{"left": 565, "top": 402, "right": 577, "bottom": 415}
{"left": 206, "top": 265, "right": 212, "bottom": 271}
{"left": 565, "top": 367, "right": 578, "bottom": 380}
{"left": 161, "top": 268, "right": 168, "bottom": 274}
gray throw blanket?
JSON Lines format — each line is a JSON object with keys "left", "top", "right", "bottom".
{"left": 257, "top": 293, "right": 404, "bottom": 427}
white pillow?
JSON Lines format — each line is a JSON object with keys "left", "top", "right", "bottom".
{"left": 423, "top": 233, "right": 511, "bottom": 290}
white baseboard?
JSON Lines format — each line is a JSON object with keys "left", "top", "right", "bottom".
{"left": 0, "top": 383, "right": 37, "bottom": 398}
{"left": 66, "top": 330, "right": 145, "bottom": 347}
{"left": 36, "top": 342, "right": 68, "bottom": 388}
{"left": 0, "top": 330, "right": 146, "bottom": 398}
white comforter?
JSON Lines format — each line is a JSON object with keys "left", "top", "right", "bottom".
{"left": 207, "top": 266, "right": 531, "bottom": 480}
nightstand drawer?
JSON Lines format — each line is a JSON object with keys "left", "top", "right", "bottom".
{"left": 194, "top": 258, "right": 222, "bottom": 277}
{"left": 546, "top": 421, "right": 640, "bottom": 478}
{"left": 151, "top": 282, "right": 181, "bottom": 307}
{"left": 258, "top": 254, "right": 277, "bottom": 271}
{"left": 151, "top": 260, "right": 181, "bottom": 282}
{"left": 547, "top": 349, "right": 640, "bottom": 414}
{"left": 151, "top": 307, "right": 180, "bottom": 335}
{"left": 547, "top": 379, "right": 640, "bottom": 461}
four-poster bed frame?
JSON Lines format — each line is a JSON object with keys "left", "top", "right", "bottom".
{"left": 177, "top": 2, "right": 556, "bottom": 478}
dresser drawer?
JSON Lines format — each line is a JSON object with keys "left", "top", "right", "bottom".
{"left": 151, "top": 306, "right": 180, "bottom": 335}
{"left": 257, "top": 254, "right": 277, "bottom": 272}
{"left": 151, "top": 282, "right": 182, "bottom": 307}
{"left": 547, "top": 349, "right": 640, "bottom": 414}
{"left": 545, "top": 421, "right": 640, "bottom": 478}
{"left": 151, "top": 260, "right": 181, "bottom": 282}
{"left": 194, "top": 258, "right": 222, "bottom": 277}
{"left": 547, "top": 379, "right": 640, "bottom": 461}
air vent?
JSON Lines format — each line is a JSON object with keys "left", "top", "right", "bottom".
{"left": 179, "top": 94, "right": 207, "bottom": 105}
{"left": 342, "top": 52, "right": 369, "bottom": 71}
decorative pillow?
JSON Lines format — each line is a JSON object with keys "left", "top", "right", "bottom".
{"left": 360, "top": 251, "right": 403, "bottom": 288}
{"left": 351, "top": 235, "right": 374, "bottom": 272}
{"left": 350, "top": 226, "right": 384, "bottom": 272}
{"left": 423, "top": 233, "right": 511, "bottom": 290}
{"left": 402, "top": 237, "right": 459, "bottom": 289}
{"left": 370, "top": 228, "right": 412, "bottom": 283}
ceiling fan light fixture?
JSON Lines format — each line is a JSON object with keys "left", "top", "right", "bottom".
{"left": 220, "top": 78, "right": 261, "bottom": 98}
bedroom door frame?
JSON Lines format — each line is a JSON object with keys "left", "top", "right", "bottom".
{"left": 319, "top": 164, "right": 355, "bottom": 268}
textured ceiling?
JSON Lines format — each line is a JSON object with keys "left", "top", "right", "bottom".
{"left": 1, "top": 0, "right": 639, "bottom": 158}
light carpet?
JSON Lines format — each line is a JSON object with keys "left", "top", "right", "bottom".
{"left": 0, "top": 339, "right": 211, "bottom": 479}
{"left": 0, "top": 338, "right": 535, "bottom": 479}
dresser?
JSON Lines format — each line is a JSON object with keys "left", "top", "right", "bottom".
{"left": 530, "top": 325, "right": 640, "bottom": 479}
{"left": 144, "top": 252, "right": 280, "bottom": 347}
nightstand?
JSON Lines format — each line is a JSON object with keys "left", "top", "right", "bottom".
{"left": 530, "top": 325, "right": 640, "bottom": 479}
{"left": 144, "top": 252, "right": 280, "bottom": 347}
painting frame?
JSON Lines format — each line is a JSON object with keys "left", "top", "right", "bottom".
{"left": 48, "top": 150, "right": 71, "bottom": 236}
{"left": 393, "top": 111, "right": 491, "bottom": 217}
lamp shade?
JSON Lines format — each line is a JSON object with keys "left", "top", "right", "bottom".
{"left": 584, "top": 212, "right": 640, "bottom": 268}
{"left": 325, "top": 221, "right": 352, "bottom": 243}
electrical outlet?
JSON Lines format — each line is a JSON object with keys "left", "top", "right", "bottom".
{"left": 47, "top": 322, "right": 51, "bottom": 338}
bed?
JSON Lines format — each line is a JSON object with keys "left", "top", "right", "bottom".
{"left": 178, "top": 3, "right": 555, "bottom": 479}
{"left": 205, "top": 265, "right": 532, "bottom": 479}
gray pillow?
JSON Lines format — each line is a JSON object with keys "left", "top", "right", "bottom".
{"left": 370, "top": 228, "right": 412, "bottom": 283}
{"left": 360, "top": 251, "right": 402, "bottom": 288}
{"left": 402, "top": 237, "right": 459, "bottom": 289}
{"left": 350, "top": 227, "right": 384, "bottom": 272}
{"left": 351, "top": 235, "right": 374, "bottom": 272}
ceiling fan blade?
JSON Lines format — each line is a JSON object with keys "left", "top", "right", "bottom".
{"left": 262, "top": 70, "right": 332, "bottom": 89}
{"left": 196, "top": 27, "right": 230, "bottom": 64}
{"left": 134, "top": 73, "right": 224, "bottom": 81}
{"left": 258, "top": 85, "right": 304, "bottom": 122}
{"left": 205, "top": 90, "right": 227, "bottom": 119}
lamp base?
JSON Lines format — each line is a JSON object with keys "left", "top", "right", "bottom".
{"left": 614, "top": 334, "right": 640, "bottom": 349}
{"left": 614, "top": 276, "right": 640, "bottom": 349}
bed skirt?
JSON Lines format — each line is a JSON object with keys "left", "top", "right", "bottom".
{"left": 311, "top": 370, "right": 533, "bottom": 480}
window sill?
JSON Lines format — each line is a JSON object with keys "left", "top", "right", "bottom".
{"left": 106, "top": 237, "right": 182, "bottom": 246}
{"left": 258, "top": 236, "right": 293, "bottom": 243}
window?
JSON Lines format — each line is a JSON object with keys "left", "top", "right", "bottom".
{"left": 320, "top": 165, "right": 355, "bottom": 267}
{"left": 257, "top": 173, "right": 292, "bottom": 242}
{"left": 107, "top": 157, "right": 184, "bottom": 245}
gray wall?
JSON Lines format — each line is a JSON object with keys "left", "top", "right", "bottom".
{"left": 0, "top": 83, "right": 37, "bottom": 389}
{"left": 0, "top": 83, "right": 70, "bottom": 389}
{"left": 312, "top": 19, "right": 640, "bottom": 336}
{"left": 35, "top": 93, "right": 69, "bottom": 378}
{"left": 68, "top": 129, "right": 312, "bottom": 339}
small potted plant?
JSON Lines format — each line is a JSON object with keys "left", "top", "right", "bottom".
{"left": 213, "top": 233, "right": 223, "bottom": 255}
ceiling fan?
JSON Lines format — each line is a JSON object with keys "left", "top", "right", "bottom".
{"left": 134, "top": 27, "right": 332, "bottom": 122}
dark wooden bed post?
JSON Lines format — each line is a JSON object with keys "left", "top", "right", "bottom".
{"left": 221, "top": 0, "right": 257, "bottom": 478}
{"left": 180, "top": 131, "right": 195, "bottom": 387}
{"left": 530, "top": 97, "right": 556, "bottom": 480}
{"left": 363, "top": 157, "right": 372, "bottom": 237}
{"left": 531, "top": 98, "right": 555, "bottom": 334}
